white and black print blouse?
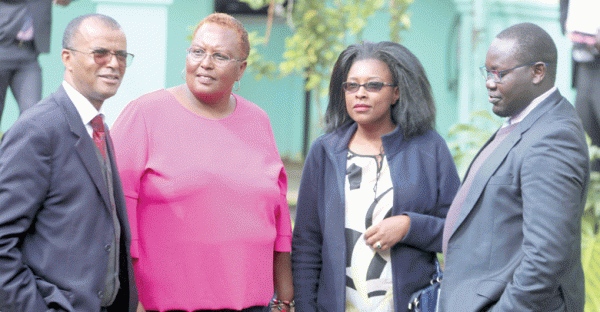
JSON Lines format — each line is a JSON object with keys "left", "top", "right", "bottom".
{"left": 345, "top": 150, "right": 394, "bottom": 312}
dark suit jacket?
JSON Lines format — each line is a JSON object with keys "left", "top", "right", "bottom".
{"left": 0, "top": 86, "right": 138, "bottom": 312}
{"left": 439, "top": 90, "right": 588, "bottom": 312}
{"left": 292, "top": 123, "right": 460, "bottom": 312}
{"left": 0, "top": 0, "right": 52, "bottom": 53}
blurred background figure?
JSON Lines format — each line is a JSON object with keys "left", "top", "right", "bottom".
{"left": 0, "top": 0, "right": 72, "bottom": 124}
{"left": 560, "top": 0, "right": 600, "bottom": 169}
{"left": 112, "top": 12, "right": 293, "bottom": 312}
{"left": 292, "top": 41, "right": 460, "bottom": 312}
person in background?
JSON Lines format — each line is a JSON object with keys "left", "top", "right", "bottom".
{"left": 291, "top": 41, "right": 460, "bottom": 312}
{"left": 439, "top": 23, "right": 588, "bottom": 312}
{"left": 560, "top": 0, "right": 600, "bottom": 170}
{"left": 0, "top": 0, "right": 73, "bottom": 123}
{"left": 111, "top": 12, "right": 293, "bottom": 312}
{"left": 0, "top": 13, "right": 138, "bottom": 312}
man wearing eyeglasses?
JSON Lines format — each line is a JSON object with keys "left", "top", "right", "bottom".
{"left": 0, "top": 13, "right": 138, "bottom": 312}
{"left": 439, "top": 23, "right": 588, "bottom": 312}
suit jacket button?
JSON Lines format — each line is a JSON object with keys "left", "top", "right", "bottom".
{"left": 97, "top": 290, "right": 103, "bottom": 298}
{"left": 105, "top": 244, "right": 111, "bottom": 252}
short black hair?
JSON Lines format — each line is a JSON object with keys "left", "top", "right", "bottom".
{"left": 62, "top": 14, "right": 122, "bottom": 49}
{"left": 325, "top": 41, "right": 435, "bottom": 139}
{"left": 496, "top": 23, "right": 557, "bottom": 83}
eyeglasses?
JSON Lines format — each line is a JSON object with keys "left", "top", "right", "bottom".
{"left": 187, "top": 47, "right": 242, "bottom": 66}
{"left": 67, "top": 48, "right": 134, "bottom": 67}
{"left": 479, "top": 62, "right": 545, "bottom": 83}
{"left": 342, "top": 81, "right": 395, "bottom": 93}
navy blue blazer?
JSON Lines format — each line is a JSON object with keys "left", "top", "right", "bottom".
{"left": 0, "top": 86, "right": 138, "bottom": 312}
{"left": 292, "top": 123, "right": 460, "bottom": 311}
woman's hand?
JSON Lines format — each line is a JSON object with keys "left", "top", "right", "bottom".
{"left": 364, "top": 215, "right": 410, "bottom": 252}
{"left": 271, "top": 306, "right": 295, "bottom": 312}
{"left": 136, "top": 301, "right": 145, "bottom": 312}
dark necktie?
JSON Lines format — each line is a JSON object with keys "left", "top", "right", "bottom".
{"left": 90, "top": 115, "right": 106, "bottom": 160}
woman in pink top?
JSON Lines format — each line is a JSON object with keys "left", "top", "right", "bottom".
{"left": 111, "top": 13, "right": 293, "bottom": 312}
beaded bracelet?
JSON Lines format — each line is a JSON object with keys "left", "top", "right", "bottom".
{"left": 270, "top": 299, "right": 295, "bottom": 312}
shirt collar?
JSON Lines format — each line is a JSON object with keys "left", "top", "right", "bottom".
{"left": 62, "top": 80, "right": 104, "bottom": 126}
{"left": 504, "top": 86, "right": 557, "bottom": 127}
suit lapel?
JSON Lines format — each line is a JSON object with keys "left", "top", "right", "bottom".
{"left": 55, "top": 86, "right": 112, "bottom": 212}
{"left": 449, "top": 128, "right": 521, "bottom": 238}
{"left": 448, "top": 90, "right": 563, "bottom": 241}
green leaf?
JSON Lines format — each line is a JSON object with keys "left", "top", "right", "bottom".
{"left": 582, "top": 231, "right": 600, "bottom": 312}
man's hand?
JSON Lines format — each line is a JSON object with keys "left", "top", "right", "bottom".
{"left": 53, "top": 0, "right": 73, "bottom": 7}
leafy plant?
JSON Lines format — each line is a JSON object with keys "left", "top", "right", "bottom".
{"left": 447, "top": 110, "right": 501, "bottom": 177}
{"left": 239, "top": 0, "right": 412, "bottom": 93}
{"left": 447, "top": 110, "right": 600, "bottom": 312}
{"left": 582, "top": 143, "right": 600, "bottom": 312}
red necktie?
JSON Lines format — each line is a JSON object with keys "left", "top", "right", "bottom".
{"left": 90, "top": 115, "right": 106, "bottom": 159}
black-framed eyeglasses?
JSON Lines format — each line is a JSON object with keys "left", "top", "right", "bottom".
{"left": 342, "top": 81, "right": 395, "bottom": 93}
{"left": 186, "top": 47, "right": 243, "bottom": 66}
{"left": 479, "top": 62, "right": 546, "bottom": 83}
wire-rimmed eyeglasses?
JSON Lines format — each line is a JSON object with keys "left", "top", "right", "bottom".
{"left": 67, "top": 48, "right": 134, "bottom": 67}
{"left": 479, "top": 62, "right": 547, "bottom": 83}
{"left": 342, "top": 81, "right": 396, "bottom": 93}
{"left": 186, "top": 47, "right": 243, "bottom": 66}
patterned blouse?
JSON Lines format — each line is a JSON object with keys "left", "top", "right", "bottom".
{"left": 345, "top": 150, "right": 394, "bottom": 312}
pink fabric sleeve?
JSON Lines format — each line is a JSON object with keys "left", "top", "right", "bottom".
{"left": 111, "top": 102, "right": 149, "bottom": 259}
{"left": 274, "top": 166, "right": 292, "bottom": 252}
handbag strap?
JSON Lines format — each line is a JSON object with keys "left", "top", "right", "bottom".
{"left": 433, "top": 257, "right": 443, "bottom": 282}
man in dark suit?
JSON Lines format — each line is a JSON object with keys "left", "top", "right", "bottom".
{"left": 0, "top": 0, "right": 72, "bottom": 122}
{"left": 0, "top": 13, "right": 137, "bottom": 312}
{"left": 439, "top": 23, "right": 588, "bottom": 312}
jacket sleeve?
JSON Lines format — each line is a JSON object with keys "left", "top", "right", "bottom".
{"left": 491, "top": 121, "right": 588, "bottom": 311}
{"left": 401, "top": 135, "right": 460, "bottom": 252}
{"left": 0, "top": 119, "right": 57, "bottom": 311}
{"left": 291, "top": 141, "right": 324, "bottom": 312}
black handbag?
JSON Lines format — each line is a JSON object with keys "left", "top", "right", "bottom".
{"left": 407, "top": 258, "right": 442, "bottom": 312}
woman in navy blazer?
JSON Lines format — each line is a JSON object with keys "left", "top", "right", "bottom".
{"left": 291, "top": 41, "right": 460, "bottom": 311}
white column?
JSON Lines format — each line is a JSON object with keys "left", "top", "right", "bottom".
{"left": 92, "top": 0, "right": 173, "bottom": 126}
{"left": 454, "top": 0, "right": 475, "bottom": 123}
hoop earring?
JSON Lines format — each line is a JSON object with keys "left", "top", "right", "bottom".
{"left": 234, "top": 80, "right": 241, "bottom": 92}
{"left": 181, "top": 69, "right": 185, "bottom": 80}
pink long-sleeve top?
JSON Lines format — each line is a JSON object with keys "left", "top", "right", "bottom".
{"left": 111, "top": 89, "right": 292, "bottom": 311}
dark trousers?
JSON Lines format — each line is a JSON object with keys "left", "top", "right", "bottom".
{"left": 0, "top": 57, "right": 42, "bottom": 121}
{"left": 575, "top": 57, "right": 600, "bottom": 170}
